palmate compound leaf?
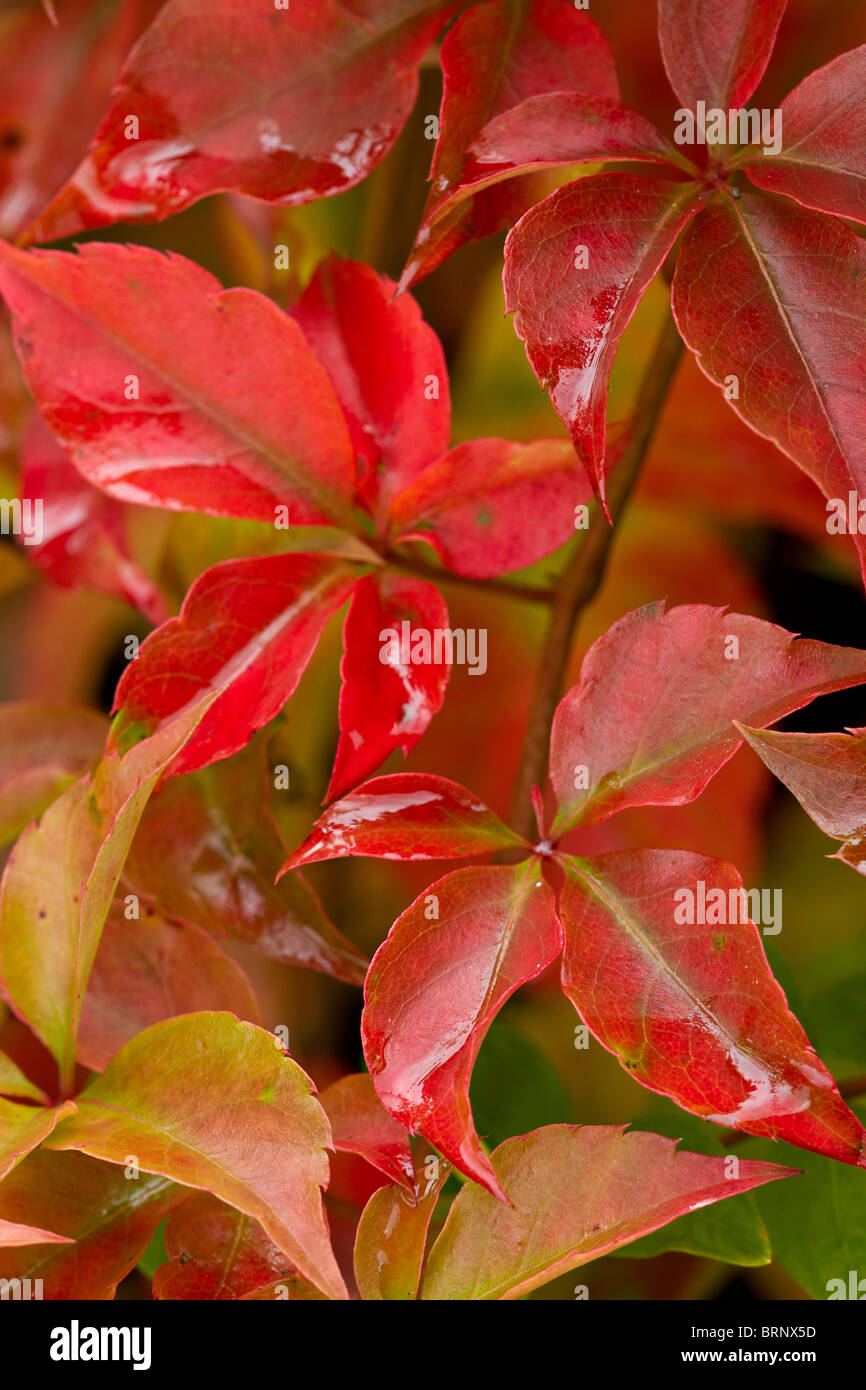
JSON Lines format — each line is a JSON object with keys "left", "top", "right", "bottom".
{"left": 0, "top": 241, "right": 359, "bottom": 529}
{"left": 44, "top": 1012, "right": 347, "bottom": 1301}
{"left": 0, "top": 1149, "right": 184, "bottom": 1299}
{"left": 739, "top": 45, "right": 866, "bottom": 226}
{"left": 549, "top": 601, "right": 866, "bottom": 835}
{"left": 504, "top": 174, "right": 700, "bottom": 512}
{"left": 420, "top": 1124, "right": 796, "bottom": 1299}
{"left": 657, "top": 0, "right": 788, "bottom": 114}
{"left": 27, "top": 0, "right": 459, "bottom": 242}
{"left": 558, "top": 850, "right": 866, "bottom": 1168}
{"left": 0, "top": 696, "right": 213, "bottom": 1088}
{"left": 401, "top": 0, "right": 621, "bottom": 289}
{"left": 672, "top": 192, "right": 866, "bottom": 583}
{"left": 280, "top": 773, "right": 528, "bottom": 875}
{"left": 125, "top": 744, "right": 368, "bottom": 985}
{"left": 361, "top": 862, "right": 562, "bottom": 1200}
{"left": 737, "top": 724, "right": 866, "bottom": 876}
{"left": 326, "top": 572, "right": 450, "bottom": 803}
{"left": 0, "top": 699, "right": 106, "bottom": 850}
{"left": 110, "top": 553, "right": 358, "bottom": 778}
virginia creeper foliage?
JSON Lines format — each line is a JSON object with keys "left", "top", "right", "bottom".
{"left": 0, "top": 0, "right": 864, "bottom": 1307}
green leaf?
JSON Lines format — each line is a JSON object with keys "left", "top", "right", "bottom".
{"left": 746, "top": 1100, "right": 866, "bottom": 1299}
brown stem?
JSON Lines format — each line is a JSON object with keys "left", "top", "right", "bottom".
{"left": 383, "top": 549, "right": 556, "bottom": 605}
{"left": 839, "top": 1074, "right": 866, "bottom": 1101}
{"left": 509, "top": 307, "right": 684, "bottom": 839}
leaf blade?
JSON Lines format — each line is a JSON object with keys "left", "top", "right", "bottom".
{"left": 421, "top": 1124, "right": 794, "bottom": 1299}
{"left": 45, "top": 1012, "right": 347, "bottom": 1300}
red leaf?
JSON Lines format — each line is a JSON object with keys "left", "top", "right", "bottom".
{"left": 550, "top": 601, "right": 866, "bottom": 835}
{"left": 737, "top": 723, "right": 866, "bottom": 875}
{"left": 77, "top": 903, "right": 263, "bottom": 1072}
{"left": 111, "top": 553, "right": 357, "bottom": 777}
{"left": 0, "top": 241, "right": 358, "bottom": 528}
{"left": 20, "top": 411, "right": 166, "bottom": 623}
{"left": 0, "top": 0, "right": 146, "bottom": 239}
{"left": 421, "top": 1124, "right": 795, "bottom": 1299}
{"left": 658, "top": 0, "right": 787, "bottom": 112}
{"left": 362, "top": 863, "right": 562, "bottom": 1198}
{"left": 0, "top": 1049, "right": 47, "bottom": 1104}
{"left": 153, "top": 1192, "right": 302, "bottom": 1301}
{"left": 388, "top": 437, "right": 592, "bottom": 578}
{"left": 319, "top": 1073, "right": 414, "bottom": 1190}
{"left": 281, "top": 774, "right": 527, "bottom": 874}
{"left": 504, "top": 174, "right": 699, "bottom": 511}
{"left": 672, "top": 192, "right": 866, "bottom": 581}
{"left": 125, "top": 746, "right": 368, "bottom": 986}
{"left": 28, "top": 0, "right": 457, "bottom": 242}
{"left": 327, "top": 573, "right": 450, "bottom": 802}
{"left": 559, "top": 851, "right": 866, "bottom": 1167}
{"left": 403, "top": 0, "right": 619, "bottom": 287}
{"left": 0, "top": 1150, "right": 183, "bottom": 1299}
{"left": 461, "top": 93, "right": 681, "bottom": 194}
{"left": 740, "top": 46, "right": 866, "bottom": 227}
{"left": 294, "top": 258, "right": 450, "bottom": 517}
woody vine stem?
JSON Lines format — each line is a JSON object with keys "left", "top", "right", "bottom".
{"left": 509, "top": 305, "right": 686, "bottom": 842}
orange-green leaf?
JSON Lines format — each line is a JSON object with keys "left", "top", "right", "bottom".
{"left": 0, "top": 1095, "right": 74, "bottom": 1183}
{"left": 354, "top": 1146, "right": 450, "bottom": 1300}
{"left": 44, "top": 1012, "right": 347, "bottom": 1301}
{"left": 0, "top": 698, "right": 212, "bottom": 1086}
{"left": 421, "top": 1124, "right": 795, "bottom": 1299}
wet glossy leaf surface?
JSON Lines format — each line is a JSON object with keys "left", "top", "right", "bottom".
{"left": 559, "top": 851, "right": 866, "bottom": 1165}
